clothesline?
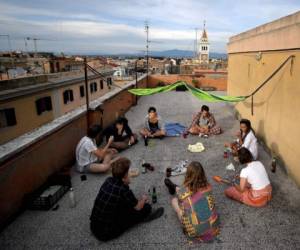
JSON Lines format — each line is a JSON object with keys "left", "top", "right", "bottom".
{"left": 128, "top": 81, "right": 246, "bottom": 103}
{"left": 128, "top": 55, "right": 295, "bottom": 112}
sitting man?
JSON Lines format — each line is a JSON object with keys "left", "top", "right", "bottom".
{"left": 189, "top": 105, "right": 221, "bottom": 136}
{"left": 75, "top": 125, "right": 118, "bottom": 173}
{"left": 90, "top": 157, "right": 164, "bottom": 241}
{"left": 103, "top": 117, "right": 138, "bottom": 152}
{"left": 140, "top": 107, "right": 166, "bottom": 141}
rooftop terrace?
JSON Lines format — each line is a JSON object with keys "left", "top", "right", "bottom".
{"left": 1, "top": 91, "right": 300, "bottom": 249}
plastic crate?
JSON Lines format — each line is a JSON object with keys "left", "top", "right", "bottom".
{"left": 28, "top": 185, "right": 69, "bottom": 210}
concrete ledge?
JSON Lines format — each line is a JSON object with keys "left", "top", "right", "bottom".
{"left": 228, "top": 11, "right": 300, "bottom": 53}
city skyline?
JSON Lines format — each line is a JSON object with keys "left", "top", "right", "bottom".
{"left": 0, "top": 0, "right": 299, "bottom": 54}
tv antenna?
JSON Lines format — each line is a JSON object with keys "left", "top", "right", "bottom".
{"left": 145, "top": 21, "right": 149, "bottom": 84}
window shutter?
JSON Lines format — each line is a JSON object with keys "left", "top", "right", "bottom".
{"left": 63, "top": 91, "right": 68, "bottom": 104}
{"left": 45, "top": 96, "right": 52, "bottom": 111}
{"left": 5, "top": 108, "right": 17, "bottom": 126}
{"left": 36, "top": 99, "right": 42, "bottom": 115}
{"left": 70, "top": 90, "right": 74, "bottom": 101}
{"left": 80, "top": 86, "right": 85, "bottom": 97}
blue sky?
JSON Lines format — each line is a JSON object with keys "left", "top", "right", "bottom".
{"left": 0, "top": 0, "right": 299, "bottom": 54}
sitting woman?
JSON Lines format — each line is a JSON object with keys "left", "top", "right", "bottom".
{"left": 225, "top": 119, "right": 258, "bottom": 160}
{"left": 189, "top": 105, "right": 221, "bottom": 136}
{"left": 103, "top": 117, "right": 138, "bottom": 151}
{"left": 225, "top": 147, "right": 272, "bottom": 207}
{"left": 140, "top": 107, "right": 166, "bottom": 139}
{"left": 164, "top": 161, "right": 220, "bottom": 243}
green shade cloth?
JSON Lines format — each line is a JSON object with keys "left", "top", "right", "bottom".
{"left": 128, "top": 81, "right": 246, "bottom": 103}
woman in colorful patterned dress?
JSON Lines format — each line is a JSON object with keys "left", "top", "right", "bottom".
{"left": 165, "top": 161, "right": 220, "bottom": 243}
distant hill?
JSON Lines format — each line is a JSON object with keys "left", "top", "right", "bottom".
{"left": 148, "top": 49, "right": 227, "bottom": 59}
{"left": 93, "top": 49, "right": 227, "bottom": 59}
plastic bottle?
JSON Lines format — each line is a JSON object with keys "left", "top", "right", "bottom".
{"left": 69, "top": 188, "right": 76, "bottom": 208}
{"left": 144, "top": 136, "right": 148, "bottom": 146}
{"left": 152, "top": 187, "right": 157, "bottom": 204}
{"left": 148, "top": 188, "right": 152, "bottom": 204}
{"left": 271, "top": 158, "right": 277, "bottom": 173}
{"left": 223, "top": 150, "right": 228, "bottom": 158}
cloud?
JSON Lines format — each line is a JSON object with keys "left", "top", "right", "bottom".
{"left": 0, "top": 0, "right": 299, "bottom": 54}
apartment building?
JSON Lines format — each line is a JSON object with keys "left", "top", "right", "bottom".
{"left": 0, "top": 70, "right": 114, "bottom": 144}
{"left": 227, "top": 11, "right": 300, "bottom": 185}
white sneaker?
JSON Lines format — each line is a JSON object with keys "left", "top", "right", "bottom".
{"left": 171, "top": 166, "right": 187, "bottom": 176}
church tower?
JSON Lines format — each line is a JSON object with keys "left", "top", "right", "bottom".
{"left": 198, "top": 21, "right": 209, "bottom": 64}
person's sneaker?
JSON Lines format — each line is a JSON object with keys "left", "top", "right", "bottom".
{"left": 171, "top": 161, "right": 185, "bottom": 171}
{"left": 164, "top": 178, "right": 177, "bottom": 195}
{"left": 171, "top": 166, "right": 187, "bottom": 176}
{"left": 143, "top": 207, "right": 164, "bottom": 222}
{"left": 143, "top": 163, "right": 154, "bottom": 171}
{"left": 166, "top": 168, "right": 172, "bottom": 177}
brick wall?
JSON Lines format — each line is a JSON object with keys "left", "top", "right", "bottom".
{"left": 148, "top": 74, "right": 227, "bottom": 91}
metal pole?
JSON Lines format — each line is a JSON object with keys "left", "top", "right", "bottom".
{"left": 84, "top": 57, "right": 90, "bottom": 131}
{"left": 135, "top": 60, "right": 138, "bottom": 105}
{"left": 195, "top": 28, "right": 198, "bottom": 59}
{"left": 34, "top": 39, "right": 37, "bottom": 54}
{"left": 145, "top": 22, "right": 149, "bottom": 86}
{"left": 24, "top": 38, "right": 28, "bottom": 52}
{"left": 0, "top": 35, "right": 11, "bottom": 52}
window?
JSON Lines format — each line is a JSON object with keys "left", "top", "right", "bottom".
{"left": 0, "top": 108, "right": 17, "bottom": 128}
{"left": 63, "top": 90, "right": 74, "bottom": 104}
{"left": 107, "top": 78, "right": 112, "bottom": 89}
{"left": 90, "top": 82, "right": 97, "bottom": 93}
{"left": 80, "top": 85, "right": 85, "bottom": 97}
{"left": 100, "top": 80, "right": 104, "bottom": 89}
{"left": 36, "top": 96, "right": 52, "bottom": 115}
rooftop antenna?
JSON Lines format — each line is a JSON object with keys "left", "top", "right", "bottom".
{"left": 194, "top": 28, "right": 198, "bottom": 59}
{"left": 145, "top": 21, "right": 149, "bottom": 85}
{"left": 24, "top": 38, "right": 28, "bottom": 52}
{"left": 0, "top": 34, "right": 12, "bottom": 53}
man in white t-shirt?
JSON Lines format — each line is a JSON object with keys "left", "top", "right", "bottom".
{"left": 224, "top": 147, "right": 272, "bottom": 207}
{"left": 76, "top": 125, "right": 118, "bottom": 173}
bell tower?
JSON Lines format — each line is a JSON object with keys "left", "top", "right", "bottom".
{"left": 198, "top": 21, "right": 209, "bottom": 64}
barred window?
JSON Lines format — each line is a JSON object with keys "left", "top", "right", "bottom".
{"left": 0, "top": 108, "right": 17, "bottom": 128}
{"left": 90, "top": 82, "right": 97, "bottom": 93}
{"left": 80, "top": 85, "right": 85, "bottom": 97}
{"left": 63, "top": 90, "right": 74, "bottom": 104}
{"left": 36, "top": 96, "right": 52, "bottom": 115}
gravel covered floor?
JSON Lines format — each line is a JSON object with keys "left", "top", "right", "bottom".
{"left": 1, "top": 91, "right": 300, "bottom": 250}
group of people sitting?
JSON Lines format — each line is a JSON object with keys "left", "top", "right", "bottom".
{"left": 75, "top": 105, "right": 272, "bottom": 243}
